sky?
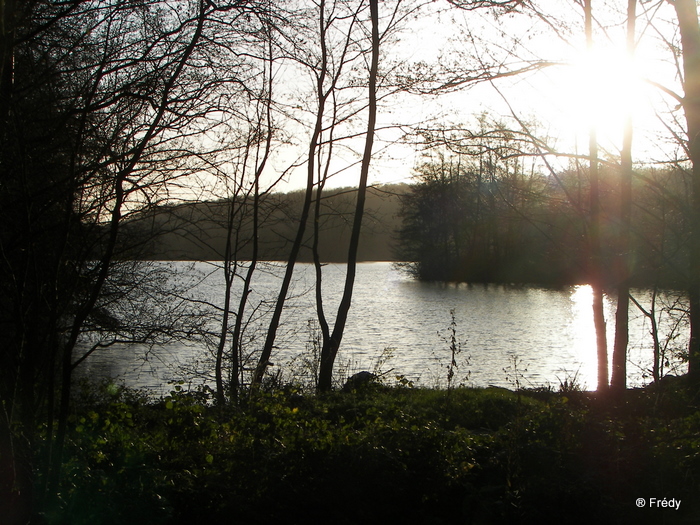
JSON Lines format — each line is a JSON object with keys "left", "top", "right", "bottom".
{"left": 257, "top": 0, "right": 686, "bottom": 193}
{"left": 167, "top": 0, "right": 686, "bottom": 201}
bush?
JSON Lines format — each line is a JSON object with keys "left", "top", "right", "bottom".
{"left": 36, "top": 381, "right": 700, "bottom": 524}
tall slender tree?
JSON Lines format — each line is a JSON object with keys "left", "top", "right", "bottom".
{"left": 251, "top": 0, "right": 337, "bottom": 388}
{"left": 583, "top": 0, "right": 609, "bottom": 394}
{"left": 317, "top": 0, "right": 380, "bottom": 391}
{"left": 671, "top": 0, "right": 700, "bottom": 381}
{"left": 611, "top": 0, "right": 637, "bottom": 394}
{"left": 212, "top": 19, "right": 279, "bottom": 405}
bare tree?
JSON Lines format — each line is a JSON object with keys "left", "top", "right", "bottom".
{"left": 316, "top": 0, "right": 380, "bottom": 391}
{"left": 212, "top": 17, "right": 280, "bottom": 406}
{"left": 0, "top": 0, "right": 262, "bottom": 517}
{"left": 669, "top": 0, "right": 700, "bottom": 382}
{"left": 611, "top": 0, "right": 637, "bottom": 394}
{"left": 579, "top": 0, "right": 610, "bottom": 394}
{"left": 251, "top": 0, "right": 379, "bottom": 388}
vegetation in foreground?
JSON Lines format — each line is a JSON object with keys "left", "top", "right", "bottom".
{"left": 34, "top": 377, "right": 700, "bottom": 525}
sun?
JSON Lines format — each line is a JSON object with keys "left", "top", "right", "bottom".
{"left": 548, "top": 44, "right": 648, "bottom": 149}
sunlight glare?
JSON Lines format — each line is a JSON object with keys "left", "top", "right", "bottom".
{"left": 569, "top": 284, "right": 602, "bottom": 389}
{"left": 559, "top": 45, "right": 644, "bottom": 144}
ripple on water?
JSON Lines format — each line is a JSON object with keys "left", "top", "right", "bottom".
{"left": 74, "top": 262, "right": 688, "bottom": 393}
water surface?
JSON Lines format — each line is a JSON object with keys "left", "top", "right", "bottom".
{"left": 75, "top": 262, "right": 688, "bottom": 394}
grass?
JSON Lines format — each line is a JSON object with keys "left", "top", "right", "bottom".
{"left": 36, "top": 378, "right": 700, "bottom": 524}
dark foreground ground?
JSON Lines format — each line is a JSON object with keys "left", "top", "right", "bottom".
{"left": 38, "top": 377, "right": 700, "bottom": 524}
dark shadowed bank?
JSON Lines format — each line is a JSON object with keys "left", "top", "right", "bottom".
{"left": 35, "top": 376, "right": 700, "bottom": 525}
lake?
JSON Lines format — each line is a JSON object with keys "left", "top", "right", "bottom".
{"left": 75, "top": 261, "right": 688, "bottom": 394}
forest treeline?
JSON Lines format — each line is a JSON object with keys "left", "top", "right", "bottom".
{"left": 396, "top": 153, "right": 690, "bottom": 288}
{"left": 134, "top": 153, "right": 691, "bottom": 291}
{"left": 130, "top": 185, "right": 406, "bottom": 263}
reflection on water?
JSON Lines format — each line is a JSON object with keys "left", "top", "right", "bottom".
{"left": 74, "top": 262, "right": 688, "bottom": 394}
{"left": 569, "top": 285, "right": 600, "bottom": 389}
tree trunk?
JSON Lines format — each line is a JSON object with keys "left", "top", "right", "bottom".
{"left": 215, "top": 202, "right": 247, "bottom": 406}
{"left": 673, "top": 0, "right": 700, "bottom": 382}
{"left": 611, "top": 0, "right": 636, "bottom": 394}
{"left": 585, "top": 0, "right": 609, "bottom": 393}
{"left": 214, "top": 204, "right": 237, "bottom": 406}
{"left": 312, "top": 167, "right": 332, "bottom": 383}
{"left": 0, "top": 1, "right": 33, "bottom": 521}
{"left": 252, "top": 1, "right": 331, "bottom": 388}
{"left": 317, "top": 0, "right": 379, "bottom": 392}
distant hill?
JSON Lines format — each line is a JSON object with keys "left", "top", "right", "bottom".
{"left": 128, "top": 184, "right": 409, "bottom": 262}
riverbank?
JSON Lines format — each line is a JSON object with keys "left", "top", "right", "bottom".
{"left": 38, "top": 378, "right": 699, "bottom": 524}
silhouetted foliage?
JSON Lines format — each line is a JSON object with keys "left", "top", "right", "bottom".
{"left": 0, "top": 0, "right": 264, "bottom": 519}
{"left": 396, "top": 152, "right": 692, "bottom": 288}
{"left": 36, "top": 380, "right": 700, "bottom": 524}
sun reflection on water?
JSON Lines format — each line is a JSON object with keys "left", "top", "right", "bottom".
{"left": 568, "top": 285, "right": 611, "bottom": 390}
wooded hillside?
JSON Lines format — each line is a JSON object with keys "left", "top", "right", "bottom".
{"left": 129, "top": 184, "right": 407, "bottom": 262}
